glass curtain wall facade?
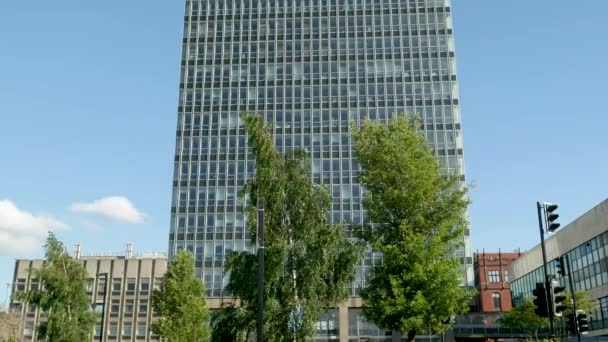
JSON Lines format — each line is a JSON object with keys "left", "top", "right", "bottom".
{"left": 511, "top": 231, "right": 608, "bottom": 331}
{"left": 169, "top": 0, "right": 472, "bottom": 302}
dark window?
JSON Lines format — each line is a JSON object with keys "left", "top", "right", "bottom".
{"left": 140, "top": 278, "right": 150, "bottom": 292}
{"left": 126, "top": 278, "right": 136, "bottom": 292}
{"left": 492, "top": 292, "right": 502, "bottom": 311}
{"left": 112, "top": 278, "right": 121, "bottom": 292}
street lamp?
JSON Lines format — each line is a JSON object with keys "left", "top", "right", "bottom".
{"left": 96, "top": 273, "right": 109, "bottom": 342}
{"left": 256, "top": 201, "right": 264, "bottom": 342}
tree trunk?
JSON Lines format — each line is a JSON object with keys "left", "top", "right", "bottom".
{"left": 406, "top": 329, "right": 416, "bottom": 342}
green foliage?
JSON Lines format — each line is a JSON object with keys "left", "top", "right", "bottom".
{"left": 0, "top": 310, "right": 20, "bottom": 341}
{"left": 152, "top": 250, "right": 210, "bottom": 342}
{"left": 563, "top": 291, "right": 594, "bottom": 316}
{"left": 19, "top": 232, "right": 96, "bottom": 342}
{"left": 210, "top": 306, "right": 251, "bottom": 342}
{"left": 0, "top": 337, "right": 19, "bottom": 342}
{"left": 218, "top": 114, "right": 364, "bottom": 341}
{"left": 498, "top": 299, "right": 549, "bottom": 337}
{"left": 352, "top": 116, "right": 474, "bottom": 340}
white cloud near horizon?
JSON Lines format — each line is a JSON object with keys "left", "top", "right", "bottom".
{"left": 70, "top": 196, "right": 144, "bottom": 224}
{"left": 0, "top": 199, "right": 69, "bottom": 256}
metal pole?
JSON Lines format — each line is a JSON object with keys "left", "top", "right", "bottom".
{"left": 98, "top": 273, "right": 108, "bottom": 342}
{"left": 564, "top": 254, "right": 580, "bottom": 342}
{"left": 257, "top": 203, "right": 265, "bottom": 342}
{"left": 537, "top": 201, "right": 554, "bottom": 336}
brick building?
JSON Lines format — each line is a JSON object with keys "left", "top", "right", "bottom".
{"left": 473, "top": 250, "right": 521, "bottom": 312}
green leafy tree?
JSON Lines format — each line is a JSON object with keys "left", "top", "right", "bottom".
{"left": 0, "top": 338, "right": 18, "bottom": 342}
{"left": 498, "top": 299, "right": 549, "bottom": 337}
{"left": 210, "top": 306, "right": 251, "bottom": 342}
{"left": 563, "top": 291, "right": 594, "bottom": 316}
{"left": 352, "top": 116, "right": 474, "bottom": 341}
{"left": 19, "top": 232, "right": 96, "bottom": 341}
{"left": 216, "top": 114, "right": 363, "bottom": 341}
{"left": 553, "top": 291, "right": 595, "bottom": 338}
{"left": 152, "top": 250, "right": 210, "bottom": 342}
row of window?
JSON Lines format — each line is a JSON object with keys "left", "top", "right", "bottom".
{"left": 185, "top": 39, "right": 455, "bottom": 61}
{"left": 188, "top": 11, "right": 452, "bottom": 33}
{"left": 183, "top": 101, "right": 456, "bottom": 116}
{"left": 170, "top": 207, "right": 368, "bottom": 235}
{"left": 180, "top": 73, "right": 454, "bottom": 87}
{"left": 187, "top": 0, "right": 450, "bottom": 15}
{"left": 181, "top": 100, "right": 458, "bottom": 115}
{"left": 173, "top": 211, "right": 246, "bottom": 229}
{"left": 511, "top": 232, "right": 608, "bottom": 305}
{"left": 178, "top": 105, "right": 460, "bottom": 132}
{"left": 176, "top": 130, "right": 459, "bottom": 155}
{"left": 487, "top": 270, "right": 509, "bottom": 283}
{"left": 185, "top": 59, "right": 455, "bottom": 81}
{"left": 182, "top": 101, "right": 457, "bottom": 115}
{"left": 170, "top": 208, "right": 371, "bottom": 232}
{"left": 187, "top": 23, "right": 452, "bottom": 42}
{"left": 177, "top": 106, "right": 460, "bottom": 129}
{"left": 182, "top": 84, "right": 456, "bottom": 106}
{"left": 108, "top": 298, "right": 150, "bottom": 315}
{"left": 172, "top": 158, "right": 461, "bottom": 186}
{"left": 23, "top": 320, "right": 156, "bottom": 339}
{"left": 14, "top": 277, "right": 160, "bottom": 294}
{"left": 187, "top": 25, "right": 451, "bottom": 40}
{"left": 96, "top": 321, "right": 152, "bottom": 338}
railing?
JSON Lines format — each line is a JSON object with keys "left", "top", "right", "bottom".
{"left": 453, "top": 313, "right": 551, "bottom": 338}
{"left": 453, "top": 326, "right": 551, "bottom": 338}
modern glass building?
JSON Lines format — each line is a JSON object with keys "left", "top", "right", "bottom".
{"left": 509, "top": 198, "right": 608, "bottom": 336}
{"left": 169, "top": 0, "right": 471, "bottom": 338}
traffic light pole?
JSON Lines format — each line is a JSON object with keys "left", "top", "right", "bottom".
{"left": 537, "top": 201, "right": 555, "bottom": 337}
{"left": 564, "top": 254, "right": 580, "bottom": 342}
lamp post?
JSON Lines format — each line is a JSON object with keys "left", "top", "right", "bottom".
{"left": 97, "top": 273, "right": 109, "bottom": 342}
{"left": 256, "top": 201, "right": 264, "bottom": 342}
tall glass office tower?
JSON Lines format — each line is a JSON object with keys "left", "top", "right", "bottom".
{"left": 170, "top": 0, "right": 472, "bottom": 338}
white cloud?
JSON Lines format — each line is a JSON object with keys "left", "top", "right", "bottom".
{"left": 70, "top": 196, "right": 144, "bottom": 224}
{"left": 0, "top": 200, "right": 69, "bottom": 256}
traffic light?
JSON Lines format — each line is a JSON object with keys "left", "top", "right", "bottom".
{"left": 545, "top": 203, "right": 560, "bottom": 232}
{"left": 576, "top": 310, "right": 589, "bottom": 334}
{"left": 556, "top": 256, "right": 565, "bottom": 277}
{"left": 565, "top": 312, "right": 577, "bottom": 335}
{"left": 532, "top": 282, "right": 549, "bottom": 317}
{"left": 550, "top": 279, "right": 567, "bottom": 317}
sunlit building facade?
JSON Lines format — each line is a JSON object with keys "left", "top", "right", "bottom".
{"left": 10, "top": 246, "right": 166, "bottom": 342}
{"left": 509, "top": 198, "right": 608, "bottom": 337}
{"left": 169, "top": 0, "right": 470, "bottom": 339}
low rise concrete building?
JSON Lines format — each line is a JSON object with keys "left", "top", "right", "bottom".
{"left": 509, "top": 198, "right": 608, "bottom": 337}
{"left": 10, "top": 244, "right": 166, "bottom": 341}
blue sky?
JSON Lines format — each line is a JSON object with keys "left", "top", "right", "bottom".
{"left": 1, "top": 0, "right": 607, "bottom": 304}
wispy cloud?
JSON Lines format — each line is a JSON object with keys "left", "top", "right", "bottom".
{"left": 70, "top": 196, "right": 144, "bottom": 224}
{"left": 0, "top": 199, "right": 69, "bottom": 255}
